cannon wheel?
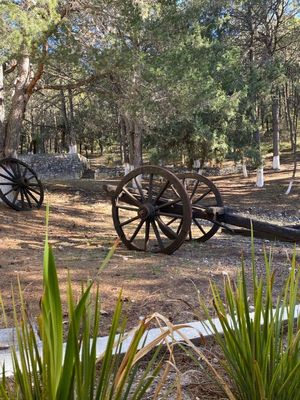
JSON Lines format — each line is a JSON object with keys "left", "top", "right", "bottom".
{"left": 0, "top": 158, "right": 44, "bottom": 211}
{"left": 177, "top": 172, "right": 223, "bottom": 241}
{"left": 112, "top": 165, "right": 192, "bottom": 254}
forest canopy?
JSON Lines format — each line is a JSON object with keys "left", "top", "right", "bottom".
{"left": 0, "top": 0, "right": 299, "bottom": 179}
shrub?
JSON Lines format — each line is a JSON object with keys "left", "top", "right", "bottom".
{"left": 200, "top": 244, "right": 300, "bottom": 400}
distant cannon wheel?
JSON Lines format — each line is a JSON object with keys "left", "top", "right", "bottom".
{"left": 0, "top": 158, "right": 44, "bottom": 211}
{"left": 177, "top": 172, "right": 223, "bottom": 241}
{"left": 112, "top": 165, "right": 192, "bottom": 254}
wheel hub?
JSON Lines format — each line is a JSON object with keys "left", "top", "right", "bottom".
{"left": 138, "top": 203, "right": 156, "bottom": 220}
{"left": 16, "top": 177, "right": 28, "bottom": 188}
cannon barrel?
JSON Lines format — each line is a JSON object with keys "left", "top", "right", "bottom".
{"left": 220, "top": 211, "right": 300, "bottom": 243}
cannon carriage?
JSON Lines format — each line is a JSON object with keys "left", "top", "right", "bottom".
{"left": 106, "top": 165, "right": 300, "bottom": 254}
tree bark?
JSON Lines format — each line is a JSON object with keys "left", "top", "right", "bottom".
{"left": 272, "top": 87, "right": 280, "bottom": 170}
{"left": 68, "top": 88, "right": 77, "bottom": 153}
{"left": 0, "top": 64, "right": 5, "bottom": 158}
{"left": 133, "top": 119, "right": 143, "bottom": 167}
{"left": 283, "top": 83, "right": 298, "bottom": 194}
{"left": 124, "top": 114, "right": 135, "bottom": 167}
{"left": 60, "top": 88, "right": 70, "bottom": 152}
{"left": 4, "top": 53, "right": 30, "bottom": 157}
{"left": 119, "top": 113, "right": 129, "bottom": 164}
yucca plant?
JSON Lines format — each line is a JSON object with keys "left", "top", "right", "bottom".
{"left": 200, "top": 241, "right": 300, "bottom": 400}
{"left": 0, "top": 213, "right": 176, "bottom": 399}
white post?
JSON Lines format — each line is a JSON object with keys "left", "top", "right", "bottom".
{"left": 256, "top": 167, "right": 264, "bottom": 188}
{"left": 193, "top": 159, "right": 200, "bottom": 169}
{"left": 124, "top": 163, "right": 135, "bottom": 176}
{"left": 68, "top": 144, "right": 77, "bottom": 154}
{"left": 242, "top": 163, "right": 248, "bottom": 178}
{"left": 272, "top": 155, "right": 280, "bottom": 170}
{"left": 285, "top": 180, "right": 293, "bottom": 195}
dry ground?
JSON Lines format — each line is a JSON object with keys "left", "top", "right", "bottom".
{"left": 0, "top": 154, "right": 299, "bottom": 338}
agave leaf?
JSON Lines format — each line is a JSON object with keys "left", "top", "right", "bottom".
{"left": 42, "top": 241, "right": 63, "bottom": 397}
{"left": 56, "top": 280, "right": 93, "bottom": 400}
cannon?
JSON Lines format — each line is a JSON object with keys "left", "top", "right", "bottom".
{"left": 0, "top": 158, "right": 44, "bottom": 211}
{"left": 105, "top": 165, "right": 300, "bottom": 254}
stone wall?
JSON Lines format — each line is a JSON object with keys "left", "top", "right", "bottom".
{"left": 93, "top": 164, "right": 243, "bottom": 179}
{"left": 19, "top": 154, "right": 90, "bottom": 180}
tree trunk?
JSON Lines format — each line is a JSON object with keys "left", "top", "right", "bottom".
{"left": 124, "top": 115, "right": 135, "bottom": 169}
{"left": 68, "top": 88, "right": 77, "bottom": 153}
{"left": 60, "top": 88, "right": 70, "bottom": 152}
{"left": 284, "top": 83, "right": 298, "bottom": 194}
{"left": 133, "top": 119, "right": 143, "bottom": 167}
{"left": 0, "top": 64, "right": 5, "bottom": 158}
{"left": 272, "top": 88, "right": 280, "bottom": 170}
{"left": 4, "top": 53, "right": 30, "bottom": 157}
{"left": 119, "top": 114, "right": 128, "bottom": 164}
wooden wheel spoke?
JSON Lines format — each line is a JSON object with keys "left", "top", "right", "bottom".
{"left": 154, "top": 180, "right": 170, "bottom": 204}
{"left": 144, "top": 220, "right": 150, "bottom": 250}
{"left": 26, "top": 186, "right": 41, "bottom": 196}
{"left": 129, "top": 219, "right": 144, "bottom": 242}
{"left": 188, "top": 229, "right": 192, "bottom": 240}
{"left": 0, "top": 173, "right": 14, "bottom": 182}
{"left": 176, "top": 219, "right": 183, "bottom": 235}
{"left": 22, "top": 166, "right": 28, "bottom": 177}
{"left": 16, "top": 162, "right": 21, "bottom": 178}
{"left": 151, "top": 220, "right": 164, "bottom": 250}
{"left": 12, "top": 188, "right": 20, "bottom": 204}
{"left": 0, "top": 182, "right": 14, "bottom": 185}
{"left": 0, "top": 165, "right": 14, "bottom": 179}
{"left": 148, "top": 173, "right": 154, "bottom": 202}
{"left": 155, "top": 197, "right": 181, "bottom": 210}
{"left": 23, "top": 188, "right": 33, "bottom": 208}
{"left": 166, "top": 216, "right": 178, "bottom": 226}
{"left": 26, "top": 175, "right": 36, "bottom": 181}
{"left": 193, "top": 218, "right": 206, "bottom": 235}
{"left": 116, "top": 204, "right": 139, "bottom": 212}
{"left": 156, "top": 217, "right": 178, "bottom": 240}
{"left": 25, "top": 188, "right": 40, "bottom": 204}
{"left": 133, "top": 177, "right": 144, "bottom": 202}
{"left": 120, "top": 215, "right": 140, "bottom": 227}
{"left": 192, "top": 188, "right": 212, "bottom": 204}
{"left": 20, "top": 189, "right": 25, "bottom": 208}
{"left": 170, "top": 184, "right": 180, "bottom": 198}
{"left": 190, "top": 180, "right": 199, "bottom": 200}
{"left": 9, "top": 163, "right": 18, "bottom": 178}
{"left": 122, "top": 187, "right": 142, "bottom": 207}
{"left": 3, "top": 187, "right": 15, "bottom": 197}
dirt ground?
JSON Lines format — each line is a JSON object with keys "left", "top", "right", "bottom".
{"left": 0, "top": 153, "right": 299, "bottom": 339}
